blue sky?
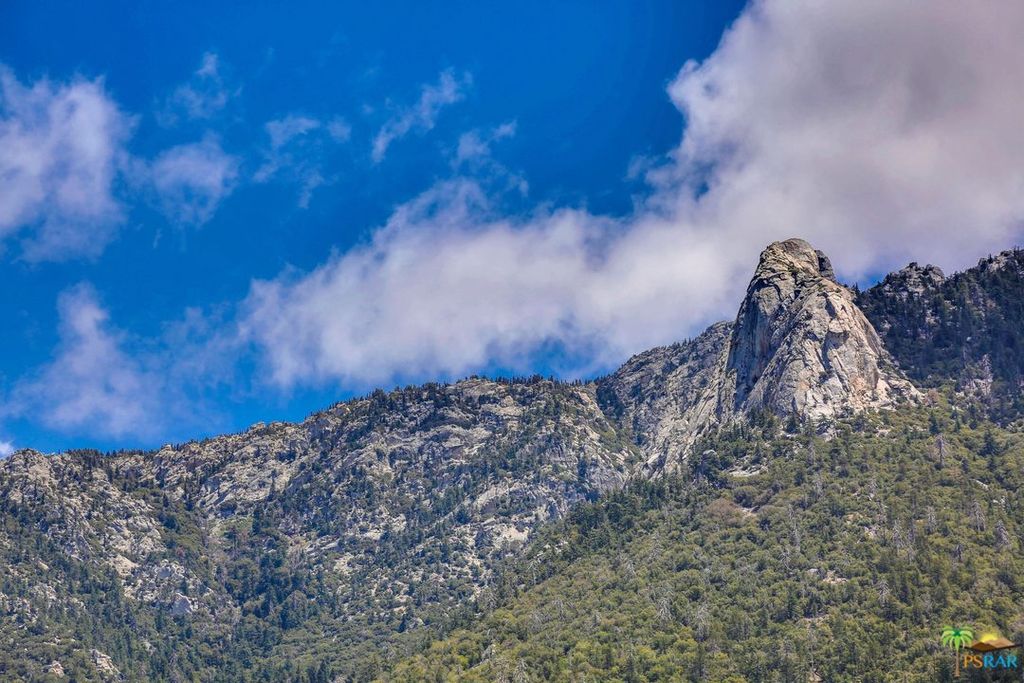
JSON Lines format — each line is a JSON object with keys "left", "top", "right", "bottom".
{"left": 0, "top": 1, "right": 745, "bottom": 452}
{"left": 3, "top": 1, "right": 1024, "bottom": 455}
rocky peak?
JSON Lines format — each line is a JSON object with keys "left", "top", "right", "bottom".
{"left": 878, "top": 261, "right": 946, "bottom": 301}
{"left": 751, "top": 238, "right": 838, "bottom": 285}
{"left": 977, "top": 248, "right": 1024, "bottom": 274}
{"left": 723, "top": 238, "right": 917, "bottom": 419}
{"left": 726, "top": 239, "right": 839, "bottom": 407}
{"left": 600, "top": 238, "right": 918, "bottom": 467}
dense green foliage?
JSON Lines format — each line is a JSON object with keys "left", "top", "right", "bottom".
{"left": 387, "top": 399, "right": 1024, "bottom": 681}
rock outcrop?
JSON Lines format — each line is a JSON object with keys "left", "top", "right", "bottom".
{"left": 721, "top": 238, "right": 917, "bottom": 419}
{"left": 600, "top": 238, "right": 918, "bottom": 466}
{"left": 872, "top": 262, "right": 946, "bottom": 303}
{"left": 597, "top": 321, "right": 733, "bottom": 466}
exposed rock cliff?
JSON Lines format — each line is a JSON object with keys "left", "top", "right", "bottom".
{"left": 600, "top": 239, "right": 918, "bottom": 466}
{"left": 721, "top": 238, "right": 917, "bottom": 419}
{"left": 597, "top": 321, "right": 732, "bottom": 466}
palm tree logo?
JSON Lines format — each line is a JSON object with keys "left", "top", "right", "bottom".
{"left": 941, "top": 626, "right": 975, "bottom": 676}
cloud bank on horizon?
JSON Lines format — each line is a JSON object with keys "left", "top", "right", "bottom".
{"left": 4, "top": 0, "right": 1024, "bottom": 445}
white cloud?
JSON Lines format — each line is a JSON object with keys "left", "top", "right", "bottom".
{"left": 453, "top": 121, "right": 516, "bottom": 168}
{"left": 241, "top": 1, "right": 1024, "bottom": 390}
{"left": 254, "top": 115, "right": 320, "bottom": 186}
{"left": 0, "top": 65, "right": 134, "bottom": 261}
{"left": 371, "top": 69, "right": 471, "bottom": 162}
{"left": 239, "top": 179, "right": 716, "bottom": 387}
{"left": 0, "top": 441, "right": 13, "bottom": 458}
{"left": 9, "top": 285, "right": 159, "bottom": 439}
{"left": 151, "top": 135, "right": 240, "bottom": 226}
{"left": 255, "top": 113, "right": 350, "bottom": 208}
{"left": 6, "top": 285, "right": 235, "bottom": 442}
{"left": 451, "top": 121, "right": 526, "bottom": 195}
{"left": 656, "top": 0, "right": 1024, "bottom": 276}
{"left": 161, "top": 52, "right": 236, "bottom": 124}
{"left": 0, "top": 60, "right": 245, "bottom": 260}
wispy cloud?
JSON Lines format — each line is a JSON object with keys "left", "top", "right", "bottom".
{"left": 453, "top": 121, "right": 516, "bottom": 168}
{"left": 327, "top": 118, "right": 352, "bottom": 143}
{"left": 264, "top": 114, "right": 321, "bottom": 150}
{"left": 6, "top": 284, "right": 234, "bottom": 442}
{"left": 0, "top": 441, "right": 13, "bottom": 458}
{"left": 0, "top": 65, "right": 134, "bottom": 261}
{"left": 150, "top": 135, "right": 240, "bottom": 226}
{"left": 160, "top": 52, "right": 237, "bottom": 125}
{"left": 371, "top": 69, "right": 471, "bottom": 163}
{"left": 451, "top": 121, "right": 526, "bottom": 194}
{"left": 254, "top": 113, "right": 351, "bottom": 208}
{"left": 9, "top": 285, "right": 160, "bottom": 439}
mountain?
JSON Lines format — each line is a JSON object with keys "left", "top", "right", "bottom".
{"left": 387, "top": 401, "right": 1024, "bottom": 682}
{"left": 598, "top": 238, "right": 916, "bottom": 467}
{"left": 2, "top": 239, "right": 1021, "bottom": 682}
{"left": 1, "top": 378, "right": 637, "bottom": 681}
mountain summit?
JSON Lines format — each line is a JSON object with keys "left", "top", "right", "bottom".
{"left": 722, "top": 238, "right": 917, "bottom": 419}
{"left": 601, "top": 238, "right": 917, "bottom": 465}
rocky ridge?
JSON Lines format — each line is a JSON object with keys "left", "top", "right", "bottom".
{"left": 1, "top": 377, "right": 638, "bottom": 680}
{"left": 858, "top": 246, "right": 1024, "bottom": 401}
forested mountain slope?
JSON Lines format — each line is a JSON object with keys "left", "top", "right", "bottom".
{"left": 1, "top": 378, "right": 636, "bottom": 681}
{"left": 388, "top": 398, "right": 1024, "bottom": 682}
{"left": 2, "top": 238, "right": 1021, "bottom": 682}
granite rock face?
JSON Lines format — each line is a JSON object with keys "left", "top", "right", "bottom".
{"left": 597, "top": 322, "right": 732, "bottom": 466}
{"left": 722, "top": 238, "right": 918, "bottom": 419}
{"left": 600, "top": 239, "right": 918, "bottom": 466}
